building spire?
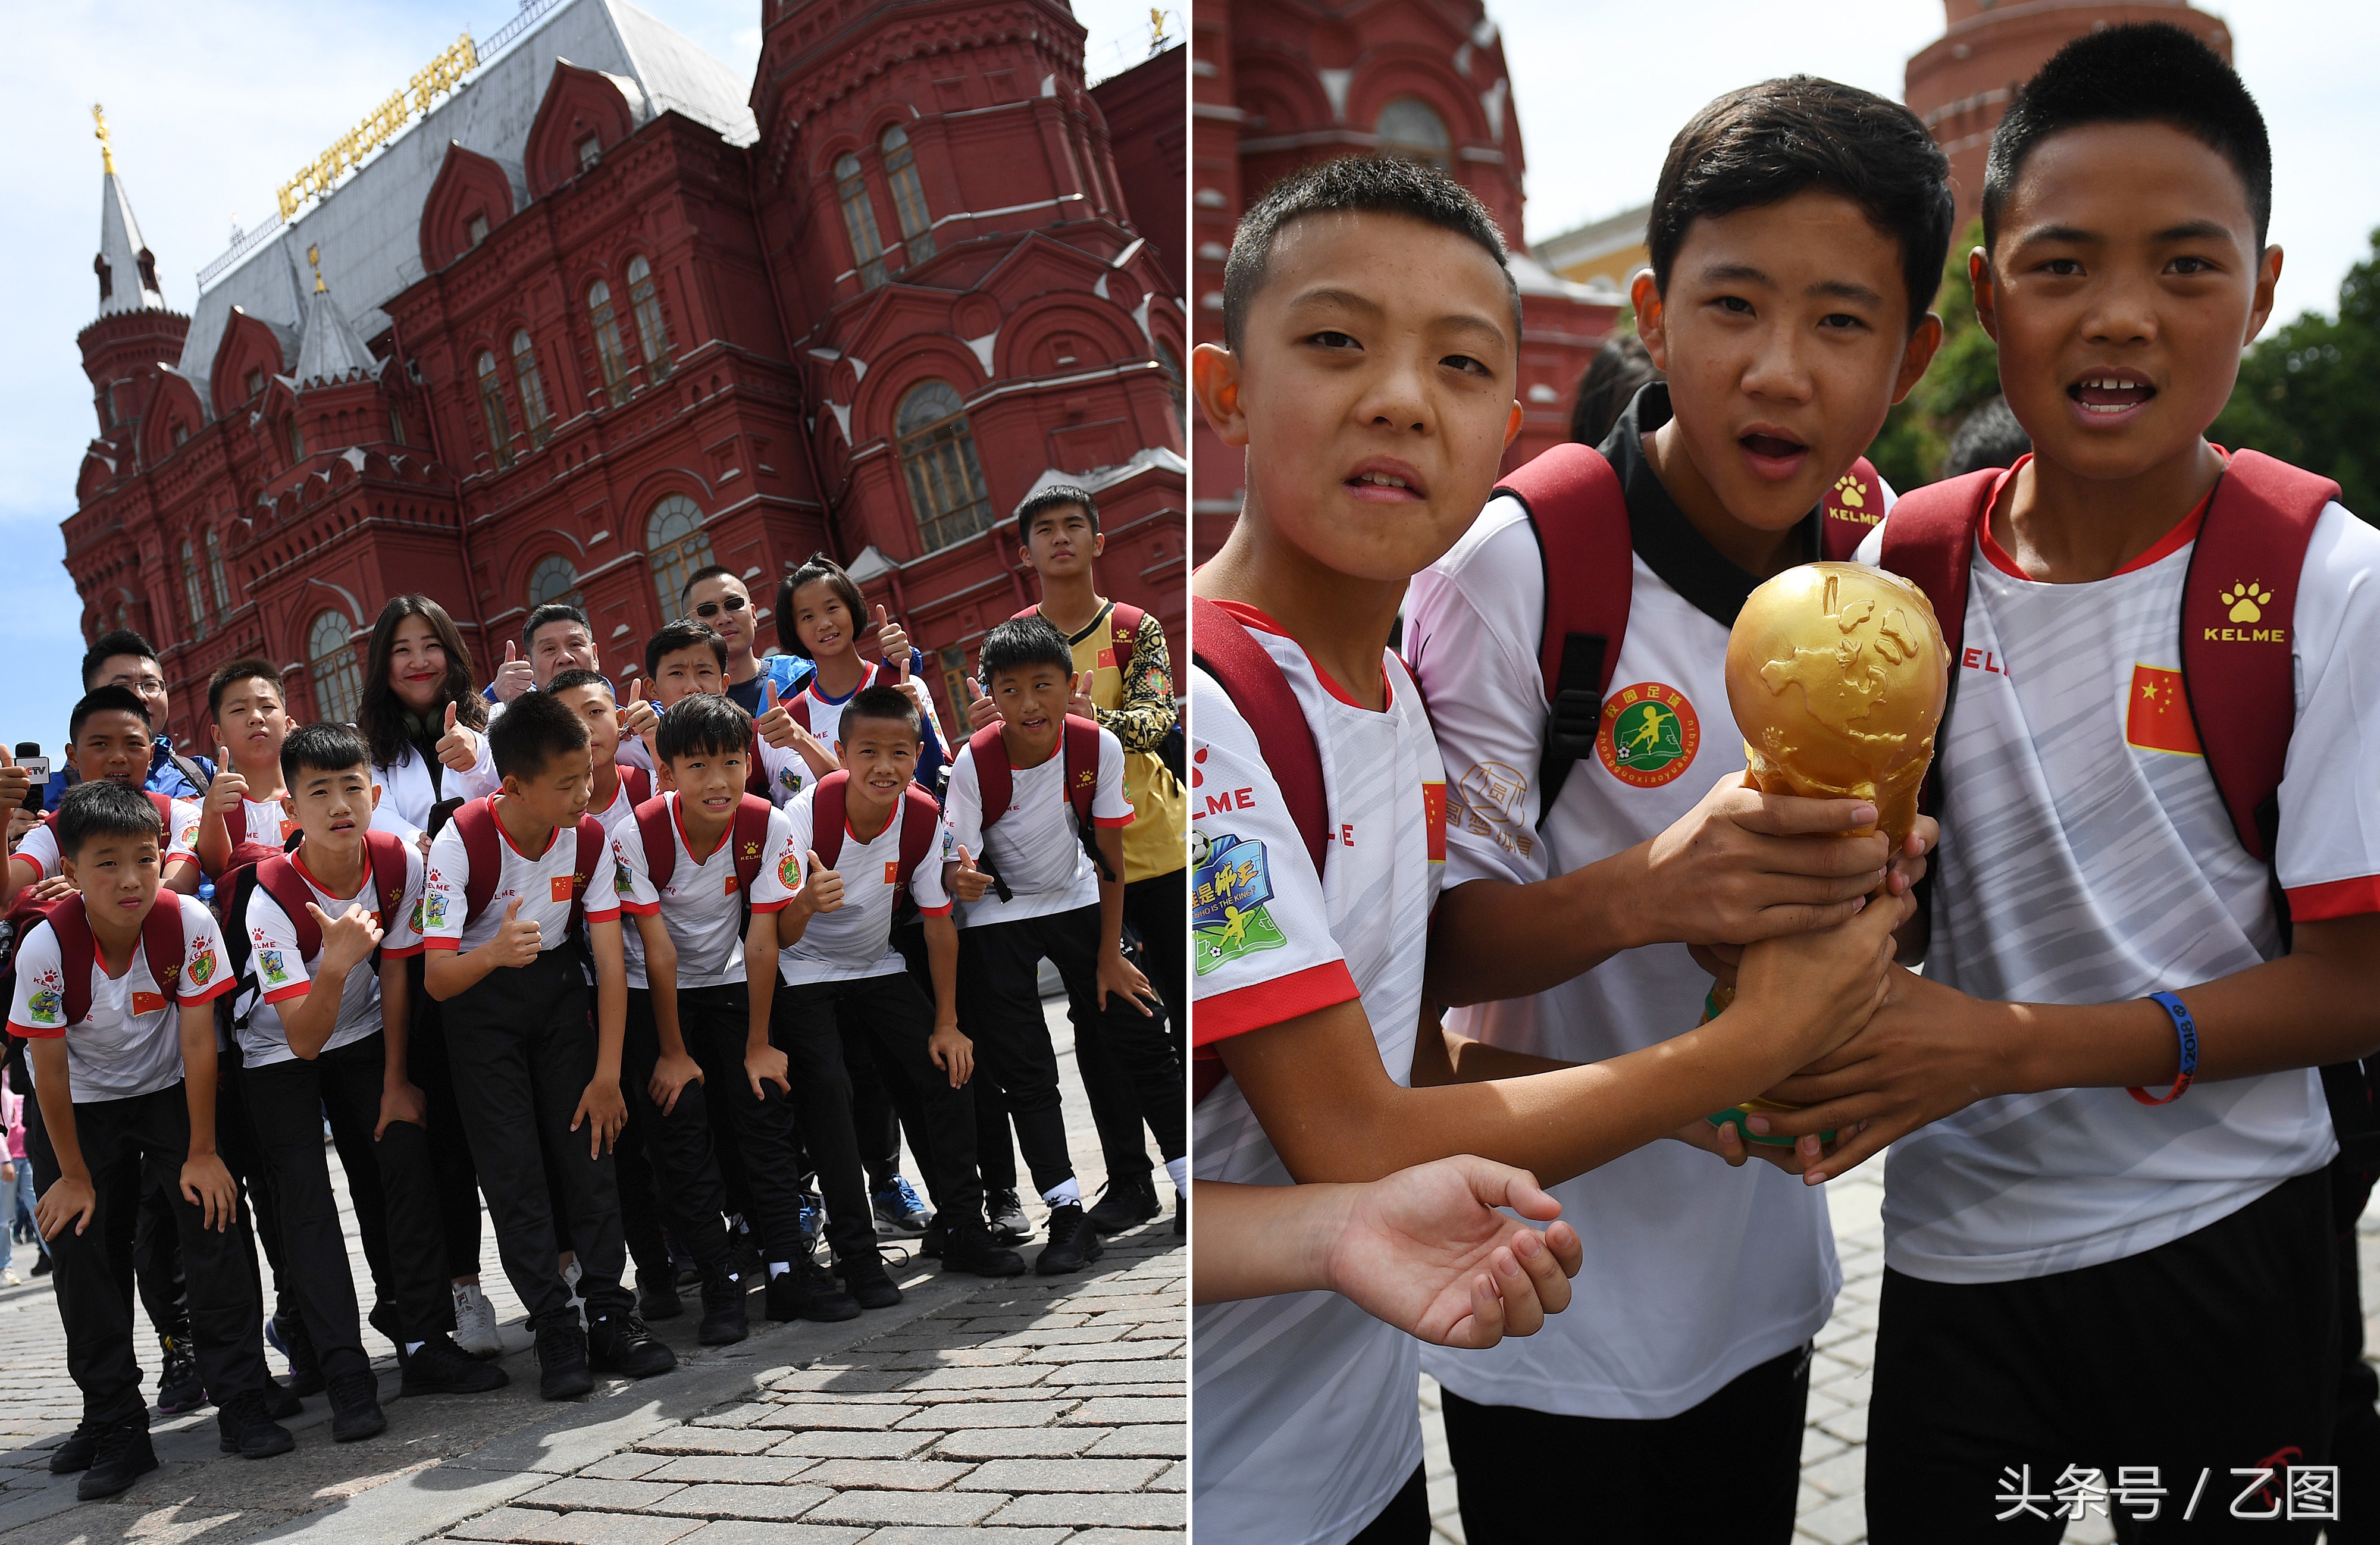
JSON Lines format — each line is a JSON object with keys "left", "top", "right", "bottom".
{"left": 92, "top": 104, "right": 165, "bottom": 317}
{"left": 294, "top": 245, "right": 373, "bottom": 386}
{"left": 92, "top": 104, "right": 115, "bottom": 174}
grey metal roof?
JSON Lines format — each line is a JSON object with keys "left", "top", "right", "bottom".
{"left": 295, "top": 280, "right": 375, "bottom": 385}
{"left": 177, "top": 0, "right": 756, "bottom": 420}
{"left": 96, "top": 171, "right": 166, "bottom": 316}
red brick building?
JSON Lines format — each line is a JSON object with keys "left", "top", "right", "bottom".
{"left": 65, "top": 0, "right": 1187, "bottom": 755}
{"left": 1188, "top": 0, "right": 1617, "bottom": 559}
{"left": 1906, "top": 0, "right": 2231, "bottom": 231}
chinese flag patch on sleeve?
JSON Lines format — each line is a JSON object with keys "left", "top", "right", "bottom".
{"left": 1422, "top": 782, "right": 1447, "bottom": 862}
{"left": 2126, "top": 665, "right": 2203, "bottom": 756}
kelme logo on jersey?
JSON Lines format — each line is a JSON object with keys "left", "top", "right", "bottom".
{"left": 1596, "top": 682, "right": 1700, "bottom": 788}
{"left": 1192, "top": 830, "right": 1288, "bottom": 976}
{"left": 2206, "top": 580, "right": 2287, "bottom": 643}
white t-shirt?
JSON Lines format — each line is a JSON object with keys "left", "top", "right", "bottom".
{"left": 420, "top": 800, "right": 622, "bottom": 955}
{"left": 610, "top": 794, "right": 796, "bottom": 989}
{"left": 7, "top": 894, "right": 236, "bottom": 1100}
{"left": 369, "top": 738, "right": 501, "bottom": 845}
{"left": 748, "top": 784, "right": 954, "bottom": 985}
{"left": 1855, "top": 469, "right": 2379, "bottom": 1283}
{"left": 1189, "top": 604, "right": 1445, "bottom": 1545}
{"left": 587, "top": 769, "right": 642, "bottom": 835}
{"left": 236, "top": 845, "right": 427, "bottom": 1067}
{"left": 221, "top": 792, "right": 302, "bottom": 856}
{"left": 943, "top": 725, "right": 1132, "bottom": 926}
{"left": 15, "top": 796, "right": 202, "bottom": 882}
{"left": 1403, "top": 480, "right": 1864, "bottom": 1418}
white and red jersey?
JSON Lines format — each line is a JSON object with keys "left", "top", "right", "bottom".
{"left": 14, "top": 795, "right": 202, "bottom": 883}
{"left": 610, "top": 794, "right": 795, "bottom": 990}
{"left": 1188, "top": 601, "right": 1445, "bottom": 1545}
{"left": 7, "top": 894, "right": 234, "bottom": 1100}
{"left": 420, "top": 803, "right": 621, "bottom": 956}
{"left": 238, "top": 846, "right": 427, "bottom": 1067}
{"left": 1856, "top": 467, "right": 2380, "bottom": 1283}
{"left": 942, "top": 725, "right": 1132, "bottom": 927}
{"left": 219, "top": 791, "right": 302, "bottom": 855}
{"left": 749, "top": 785, "right": 953, "bottom": 985}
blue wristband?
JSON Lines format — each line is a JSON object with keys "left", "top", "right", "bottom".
{"left": 2128, "top": 991, "right": 2199, "bottom": 1106}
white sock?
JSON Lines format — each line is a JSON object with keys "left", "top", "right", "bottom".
{"left": 1041, "top": 1178, "right": 1081, "bottom": 1208}
{"left": 405, "top": 1340, "right": 424, "bottom": 1356}
{"left": 769, "top": 1261, "right": 790, "bottom": 1279}
{"left": 1165, "top": 1157, "right": 1188, "bottom": 1193}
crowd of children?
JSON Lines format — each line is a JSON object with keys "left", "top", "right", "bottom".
{"left": 1191, "top": 22, "right": 2379, "bottom": 1545}
{"left": 1, "top": 512, "right": 1187, "bottom": 1500}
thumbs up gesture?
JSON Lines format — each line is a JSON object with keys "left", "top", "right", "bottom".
{"left": 872, "top": 604, "right": 910, "bottom": 678}
{"left": 796, "top": 849, "right": 844, "bottom": 916}
{"left": 436, "top": 701, "right": 480, "bottom": 772}
{"left": 0, "top": 749, "right": 31, "bottom": 816}
{"left": 963, "top": 675, "right": 1000, "bottom": 732}
{"left": 204, "top": 746, "right": 248, "bottom": 818}
{"left": 493, "top": 640, "right": 534, "bottom": 703}
{"left": 619, "top": 675, "right": 660, "bottom": 746}
{"left": 308, "top": 900, "right": 384, "bottom": 975}
{"left": 1068, "top": 670, "right": 1097, "bottom": 723}
{"left": 754, "top": 678, "right": 799, "bottom": 750}
{"left": 948, "top": 844, "right": 991, "bottom": 903}
{"left": 487, "top": 897, "right": 541, "bottom": 967}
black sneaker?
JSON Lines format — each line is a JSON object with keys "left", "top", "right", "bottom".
{"left": 48, "top": 1421, "right": 103, "bottom": 1474}
{"left": 872, "top": 1175, "right": 932, "bottom": 1237}
{"left": 637, "top": 1268, "right": 683, "bottom": 1322}
{"left": 214, "top": 1388, "right": 296, "bottom": 1459}
{"left": 327, "top": 1369, "right": 387, "bottom": 1442}
{"left": 941, "top": 1217, "right": 1026, "bottom": 1277}
{"left": 840, "top": 1255, "right": 903, "bottom": 1311}
{"left": 917, "top": 1217, "right": 946, "bottom": 1259}
{"left": 156, "top": 1333, "right": 208, "bottom": 1414}
{"left": 534, "top": 1318, "right": 594, "bottom": 1401}
{"left": 765, "top": 1257, "right": 860, "bottom": 1323}
{"left": 587, "top": 1311, "right": 677, "bottom": 1378}
{"left": 987, "top": 1189, "right": 1031, "bottom": 1243}
{"left": 76, "top": 1421, "right": 156, "bottom": 1500}
{"left": 262, "top": 1378, "right": 303, "bottom": 1420}
{"left": 1034, "top": 1203, "right": 1105, "bottom": 1276}
{"left": 30, "top": 1251, "right": 51, "bottom": 1277}
{"left": 1085, "top": 1174, "right": 1160, "bottom": 1234}
{"left": 266, "top": 1309, "right": 324, "bottom": 1396}
{"left": 697, "top": 1268, "right": 749, "bottom": 1346}
{"left": 400, "top": 1333, "right": 510, "bottom": 1396}
{"left": 1175, "top": 1196, "right": 1186, "bottom": 1236}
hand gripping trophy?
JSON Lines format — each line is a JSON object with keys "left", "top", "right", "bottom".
{"left": 1706, "top": 562, "right": 1949, "bottom": 1145}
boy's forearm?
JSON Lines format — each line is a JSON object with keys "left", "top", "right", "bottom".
{"left": 28, "top": 1043, "right": 88, "bottom": 1182}
{"left": 164, "top": 860, "right": 201, "bottom": 897}
{"left": 1190, "top": 1180, "right": 1349, "bottom": 1305}
{"left": 424, "top": 944, "right": 497, "bottom": 1000}
{"left": 379, "top": 960, "right": 412, "bottom": 1084}
{"left": 1425, "top": 855, "right": 1640, "bottom": 1008}
{"left": 638, "top": 918, "right": 689, "bottom": 1057}
{"left": 195, "top": 814, "right": 231, "bottom": 879}
{"left": 180, "top": 1010, "right": 220, "bottom": 1158}
{"left": 1094, "top": 828, "right": 1128, "bottom": 952}
{"left": 592, "top": 925, "right": 627, "bottom": 1080}
{"left": 925, "top": 916, "right": 959, "bottom": 1027}
{"left": 744, "top": 914, "right": 778, "bottom": 1047}
{"left": 281, "top": 964, "right": 350, "bottom": 1060}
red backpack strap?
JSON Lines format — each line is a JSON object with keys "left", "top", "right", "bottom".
{"left": 148, "top": 792, "right": 181, "bottom": 861}
{"left": 619, "top": 764, "right": 651, "bottom": 808}
{"left": 731, "top": 794, "right": 774, "bottom": 894}
{"left": 1188, "top": 596, "right": 1329, "bottom": 878}
{"left": 51, "top": 898, "right": 95, "bottom": 1029}
{"left": 2179, "top": 450, "right": 2338, "bottom": 864}
{"left": 365, "top": 831, "right": 409, "bottom": 947}
{"left": 568, "top": 815, "right": 606, "bottom": 934}
{"left": 140, "top": 896, "right": 186, "bottom": 1004}
{"left": 1493, "top": 443, "right": 1631, "bottom": 820}
{"left": 455, "top": 799, "right": 502, "bottom": 927}
{"left": 1107, "top": 602, "right": 1144, "bottom": 675}
{"left": 810, "top": 770, "right": 850, "bottom": 872}
{"left": 1876, "top": 469, "right": 1997, "bottom": 820}
{"left": 634, "top": 795, "right": 677, "bottom": 895}
{"left": 254, "top": 855, "right": 325, "bottom": 961}
{"left": 967, "top": 723, "right": 1013, "bottom": 833}
{"left": 788, "top": 694, "right": 812, "bottom": 734}
{"left": 895, "top": 785, "right": 940, "bottom": 890}
{"left": 1820, "top": 456, "right": 1887, "bottom": 560}
{"left": 1061, "top": 714, "right": 1101, "bottom": 830}
{"left": 746, "top": 731, "right": 774, "bottom": 801}
{"left": 224, "top": 798, "right": 246, "bottom": 852}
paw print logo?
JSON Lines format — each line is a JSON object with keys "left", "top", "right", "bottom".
{"left": 1192, "top": 745, "right": 1208, "bottom": 789}
{"left": 2221, "top": 582, "right": 2275, "bottom": 623}
{"left": 1833, "top": 474, "right": 1867, "bottom": 510}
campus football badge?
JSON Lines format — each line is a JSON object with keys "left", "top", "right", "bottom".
{"left": 1193, "top": 831, "right": 1287, "bottom": 976}
{"left": 27, "top": 968, "right": 62, "bottom": 1026}
{"left": 258, "top": 944, "right": 289, "bottom": 986}
{"left": 188, "top": 946, "right": 217, "bottom": 986}
{"left": 779, "top": 849, "right": 803, "bottom": 890}
{"left": 1596, "top": 682, "right": 1701, "bottom": 788}
{"left": 423, "top": 890, "right": 448, "bottom": 930}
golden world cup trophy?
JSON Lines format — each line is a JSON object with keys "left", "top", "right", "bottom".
{"left": 1705, "top": 562, "right": 1950, "bottom": 1145}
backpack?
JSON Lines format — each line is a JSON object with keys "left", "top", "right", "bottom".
{"left": 1188, "top": 596, "right": 1331, "bottom": 880}
{"left": 1014, "top": 600, "right": 1188, "bottom": 785}
{"left": 783, "top": 661, "right": 892, "bottom": 735}
{"left": 1874, "top": 451, "right": 2376, "bottom": 1214}
{"left": 1490, "top": 441, "right": 1881, "bottom": 820}
{"left": 217, "top": 797, "right": 299, "bottom": 882}
{"left": 967, "top": 716, "right": 1110, "bottom": 902}
{"left": 450, "top": 798, "right": 609, "bottom": 943}
{"left": 220, "top": 829, "right": 407, "bottom": 1029}
{"left": 808, "top": 770, "right": 942, "bottom": 923}
{"left": 631, "top": 791, "right": 774, "bottom": 902}
{"left": 616, "top": 763, "right": 652, "bottom": 811}
{"left": 46, "top": 892, "right": 189, "bottom": 1029}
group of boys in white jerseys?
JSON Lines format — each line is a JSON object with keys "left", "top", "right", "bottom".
{"left": 1189, "top": 24, "right": 2380, "bottom": 1545}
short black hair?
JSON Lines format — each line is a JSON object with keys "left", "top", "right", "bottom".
{"left": 55, "top": 779, "right": 163, "bottom": 860}
{"left": 1570, "top": 334, "right": 1661, "bottom": 448}
{"left": 1016, "top": 484, "right": 1100, "bottom": 546}
{"left": 524, "top": 603, "right": 590, "bottom": 654}
{"left": 979, "top": 616, "right": 1073, "bottom": 685}
{"left": 71, "top": 685, "right": 152, "bottom": 742}
{"left": 776, "top": 553, "right": 865, "bottom": 659}
{"left": 81, "top": 629, "right": 159, "bottom": 690}
{"left": 544, "top": 667, "right": 611, "bottom": 700}
{"left": 1942, "top": 395, "right": 2033, "bottom": 480}
{"left": 1222, "top": 155, "right": 1520, "bottom": 355}
{"left": 207, "top": 657, "right": 283, "bottom": 723}
{"left": 1983, "top": 23, "right": 2269, "bottom": 253}
{"left": 656, "top": 692, "right": 752, "bottom": 764}
{"left": 487, "top": 689, "right": 589, "bottom": 780}
{"left": 1649, "top": 76, "right": 1953, "bottom": 334}
{"left": 281, "top": 722, "right": 371, "bottom": 784}
{"left": 839, "top": 684, "right": 921, "bottom": 744}
{"left": 679, "top": 563, "right": 737, "bottom": 602}
{"left": 646, "top": 619, "right": 729, "bottom": 678}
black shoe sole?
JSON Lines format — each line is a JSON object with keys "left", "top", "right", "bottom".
{"left": 767, "top": 1296, "right": 863, "bottom": 1324}
{"left": 847, "top": 1281, "right": 903, "bottom": 1311}
{"left": 538, "top": 1370, "right": 594, "bottom": 1401}
{"left": 401, "top": 1366, "right": 511, "bottom": 1397}
{"left": 76, "top": 1456, "right": 157, "bottom": 1500}
{"left": 1034, "top": 1236, "right": 1106, "bottom": 1276}
{"left": 697, "top": 1315, "right": 749, "bottom": 1346}
{"left": 218, "top": 1428, "right": 296, "bottom": 1459}
{"left": 942, "top": 1250, "right": 1028, "bottom": 1277}
{"left": 590, "top": 1350, "right": 677, "bottom": 1378}
{"left": 331, "top": 1407, "right": 388, "bottom": 1443}
{"left": 1085, "top": 1206, "right": 1159, "bottom": 1235}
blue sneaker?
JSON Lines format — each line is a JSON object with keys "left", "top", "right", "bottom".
{"left": 872, "top": 1176, "right": 932, "bottom": 1237}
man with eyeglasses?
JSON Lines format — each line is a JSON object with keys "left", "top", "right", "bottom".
{"left": 681, "top": 568, "right": 812, "bottom": 719}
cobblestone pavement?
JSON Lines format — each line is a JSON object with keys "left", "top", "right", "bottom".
{"left": 0, "top": 998, "right": 1185, "bottom": 1543}
{"left": 1418, "top": 1156, "right": 2380, "bottom": 1545}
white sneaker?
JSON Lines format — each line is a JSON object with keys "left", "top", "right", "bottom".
{"left": 2, "top": 1267, "right": 18, "bottom": 1286}
{"left": 452, "top": 1281, "right": 502, "bottom": 1358}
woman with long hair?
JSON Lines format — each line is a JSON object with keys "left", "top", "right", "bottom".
{"left": 357, "top": 595, "right": 500, "bottom": 842}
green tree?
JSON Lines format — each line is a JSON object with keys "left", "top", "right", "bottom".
{"left": 2212, "top": 227, "right": 2380, "bottom": 522}
{"left": 1869, "top": 220, "right": 2000, "bottom": 493}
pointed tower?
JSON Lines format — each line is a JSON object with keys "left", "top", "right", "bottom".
{"left": 77, "top": 105, "right": 189, "bottom": 453}
{"left": 293, "top": 243, "right": 374, "bottom": 387}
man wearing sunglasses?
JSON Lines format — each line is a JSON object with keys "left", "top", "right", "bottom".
{"left": 681, "top": 567, "right": 813, "bottom": 719}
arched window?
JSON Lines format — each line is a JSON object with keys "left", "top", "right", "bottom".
{"left": 588, "top": 280, "right": 630, "bottom": 406}
{"left": 645, "top": 495, "right": 715, "bottom": 623}
{"left": 285, "top": 413, "right": 305, "bottom": 460}
{"left": 205, "top": 528, "right": 230, "bottom": 616}
{"left": 1155, "top": 340, "right": 1186, "bottom": 438}
{"left": 180, "top": 540, "right": 208, "bottom": 636}
{"left": 626, "top": 256, "right": 672, "bottom": 382}
{"left": 308, "top": 610, "right": 362, "bottom": 725}
{"left": 512, "top": 330, "right": 551, "bottom": 446}
{"left": 835, "top": 153, "right": 887, "bottom": 291}
{"left": 1376, "top": 97, "right": 1451, "bottom": 169}
{"left": 528, "top": 553, "right": 582, "bottom": 609}
{"left": 882, "top": 125, "right": 935, "bottom": 267}
{"left": 475, "top": 350, "right": 513, "bottom": 469}
{"left": 389, "top": 405, "right": 407, "bottom": 446}
{"left": 895, "top": 380, "right": 994, "bottom": 553}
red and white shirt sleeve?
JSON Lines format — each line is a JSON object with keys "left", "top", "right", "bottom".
{"left": 2273, "top": 501, "right": 2380, "bottom": 918}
